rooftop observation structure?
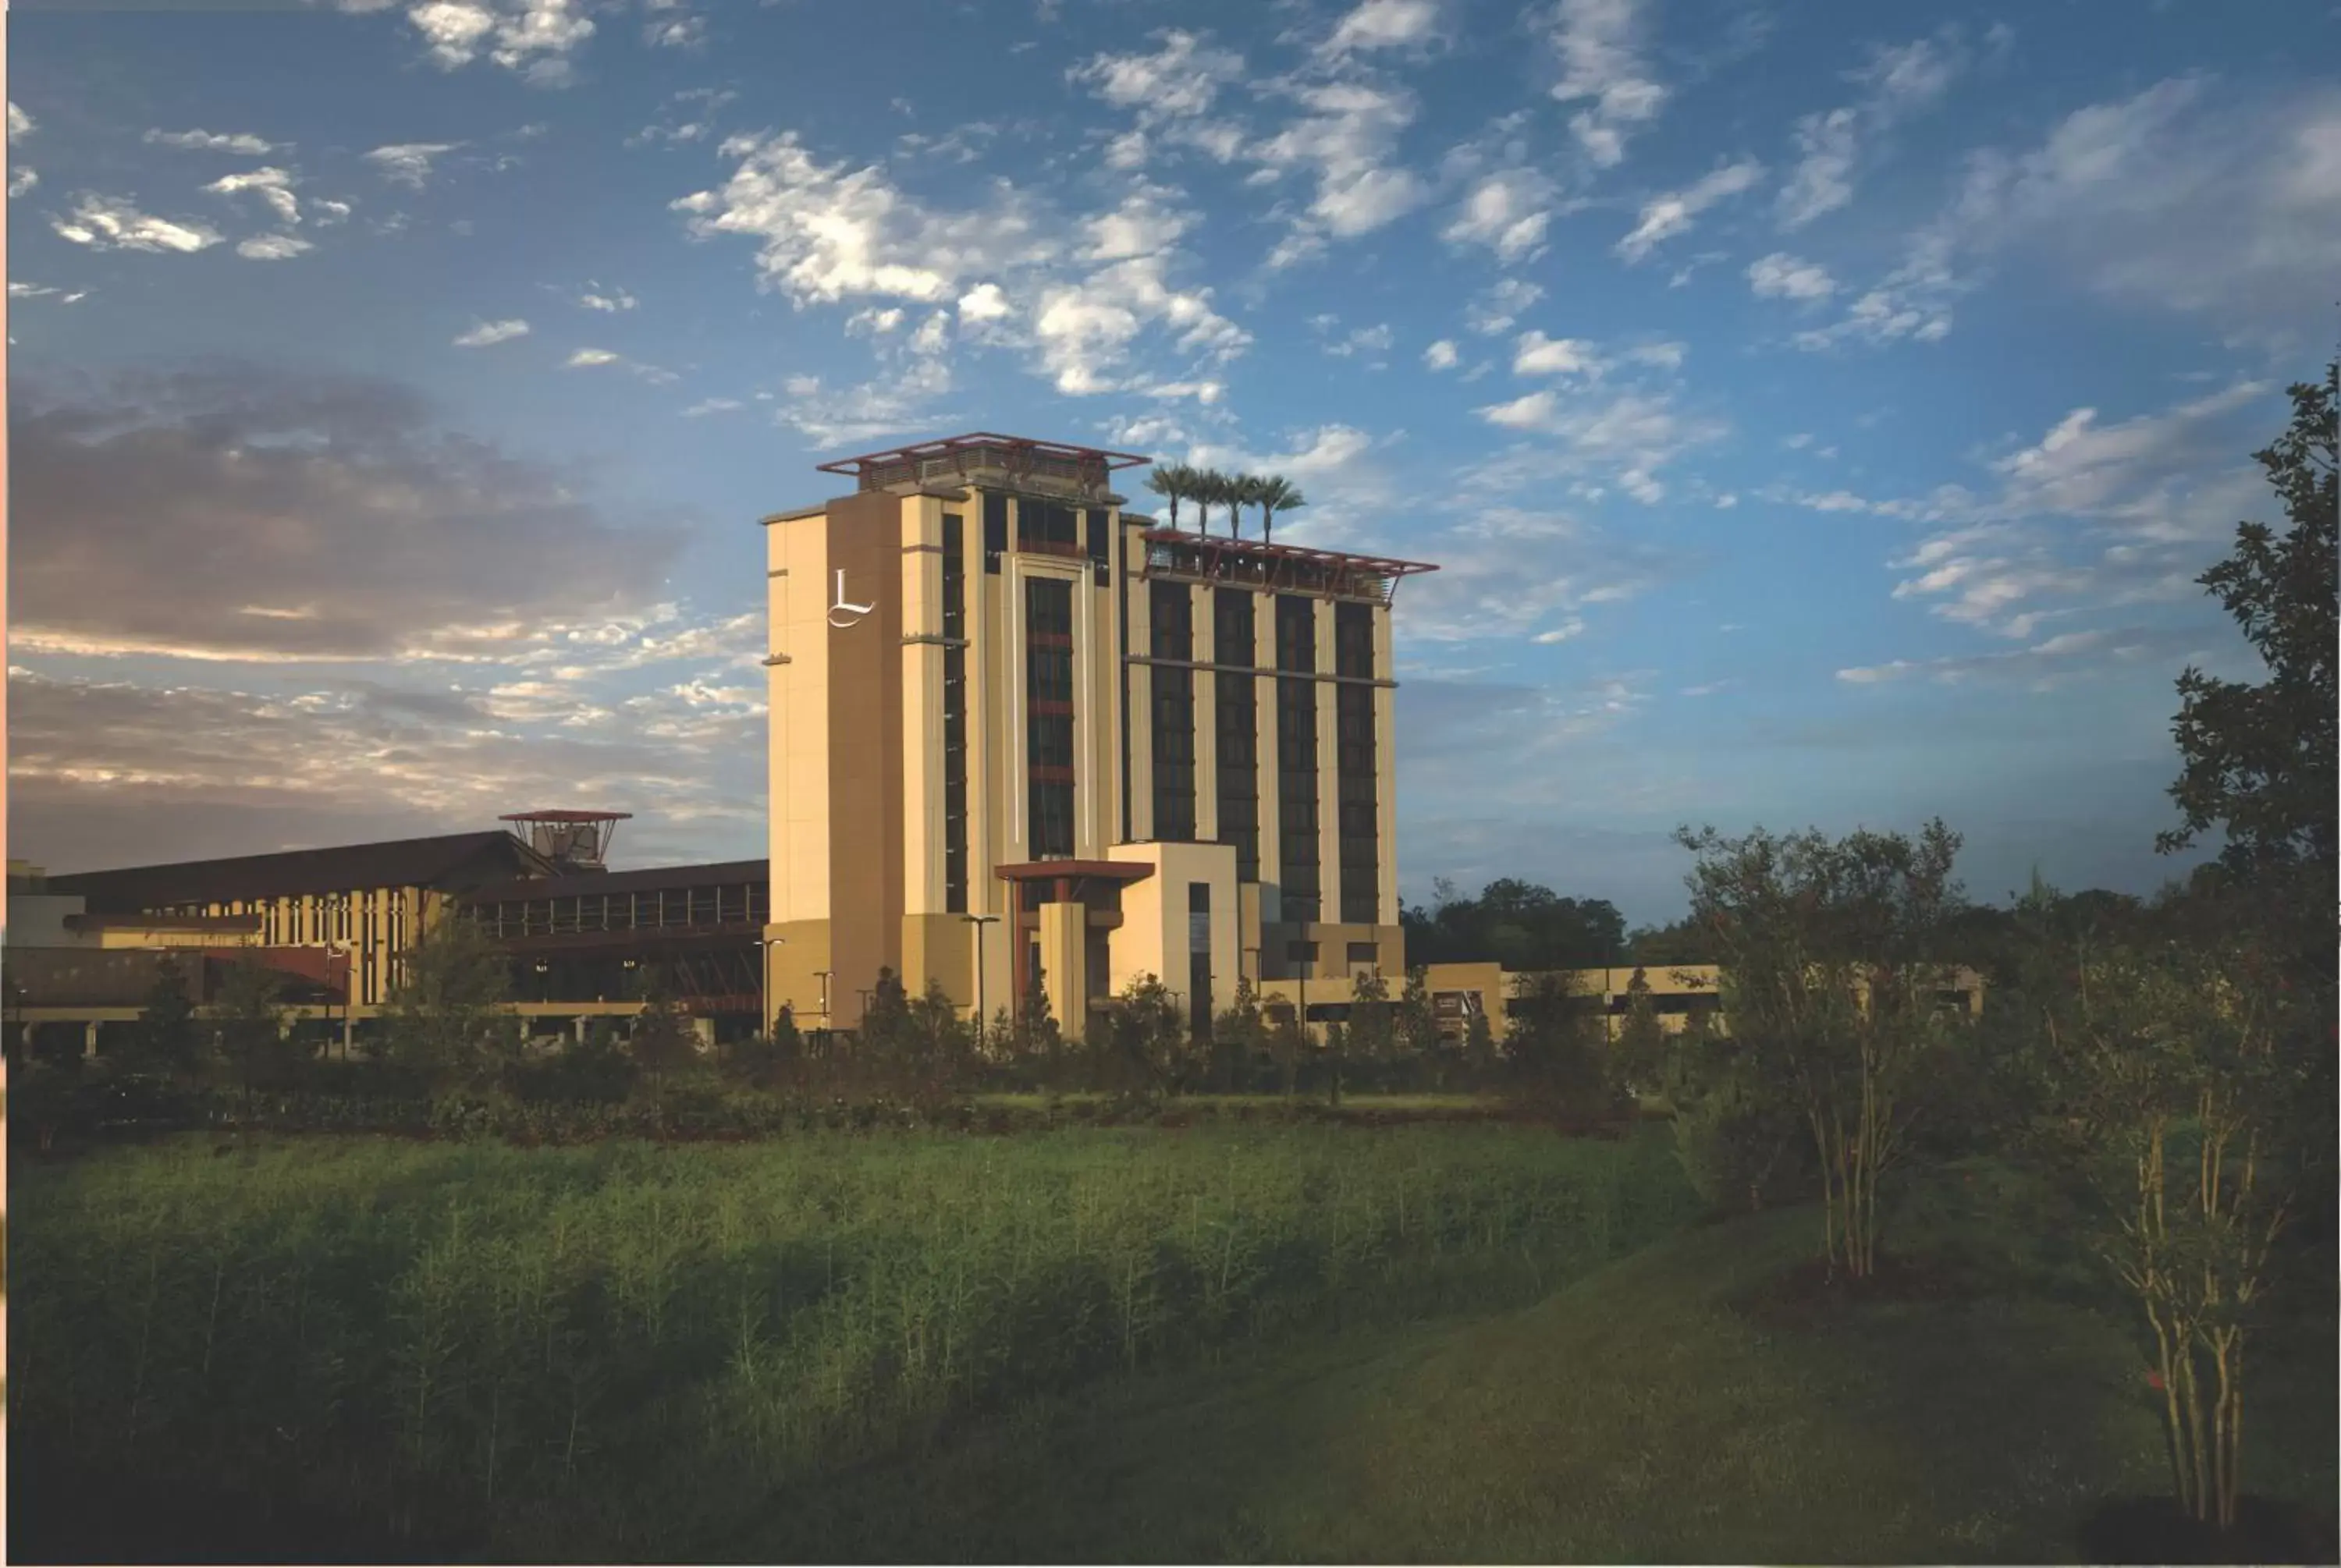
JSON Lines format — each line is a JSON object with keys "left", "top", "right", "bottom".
{"left": 1135, "top": 527, "right": 1438, "bottom": 607}
{"left": 816, "top": 432, "right": 1150, "bottom": 502}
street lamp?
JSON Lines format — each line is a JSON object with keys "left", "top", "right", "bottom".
{"left": 813, "top": 969, "right": 833, "bottom": 1027}
{"left": 963, "top": 913, "right": 1000, "bottom": 1037}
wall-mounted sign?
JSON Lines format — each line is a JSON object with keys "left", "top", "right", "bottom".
{"left": 828, "top": 569, "right": 875, "bottom": 629}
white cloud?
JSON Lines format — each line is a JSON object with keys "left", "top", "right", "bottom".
{"left": 52, "top": 193, "right": 222, "bottom": 254}
{"left": 145, "top": 127, "right": 278, "bottom": 154}
{"left": 236, "top": 233, "right": 313, "bottom": 261}
{"left": 1465, "top": 277, "right": 1543, "bottom": 335}
{"left": 364, "top": 142, "right": 462, "bottom": 188}
{"left": 1746, "top": 250, "right": 1837, "bottom": 300}
{"left": 1837, "top": 626, "right": 2206, "bottom": 690}
{"left": 9, "top": 282, "right": 89, "bottom": 304}
{"left": 9, "top": 168, "right": 35, "bottom": 198}
{"left": 577, "top": 283, "right": 637, "bottom": 311}
{"left": 567, "top": 348, "right": 622, "bottom": 367}
{"left": 405, "top": 0, "right": 595, "bottom": 83}
{"left": 957, "top": 282, "right": 1012, "bottom": 322}
{"left": 673, "top": 131, "right": 1053, "bottom": 305}
{"left": 773, "top": 356, "right": 954, "bottom": 448}
{"left": 1778, "top": 33, "right": 1965, "bottom": 229}
{"left": 1069, "top": 28, "right": 1245, "bottom": 120}
{"left": 1442, "top": 165, "right": 1561, "bottom": 262}
{"left": 203, "top": 166, "right": 301, "bottom": 225}
{"left": 1252, "top": 79, "right": 1429, "bottom": 252}
{"left": 1324, "top": 0, "right": 1444, "bottom": 55}
{"left": 1945, "top": 77, "right": 2341, "bottom": 332}
{"left": 1547, "top": 0, "right": 1668, "bottom": 167}
{"left": 1423, "top": 338, "right": 1459, "bottom": 370}
{"left": 1512, "top": 331, "right": 1602, "bottom": 377}
{"left": 455, "top": 318, "right": 531, "bottom": 347}
{"left": 1615, "top": 157, "right": 1764, "bottom": 263}
{"left": 312, "top": 198, "right": 353, "bottom": 225}
{"left": 1473, "top": 384, "right": 1724, "bottom": 505}
{"left": 681, "top": 397, "right": 744, "bottom": 417}
{"left": 8, "top": 102, "right": 31, "bottom": 140}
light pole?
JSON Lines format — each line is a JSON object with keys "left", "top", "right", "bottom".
{"left": 813, "top": 969, "right": 833, "bottom": 1028}
{"left": 963, "top": 913, "right": 999, "bottom": 1040}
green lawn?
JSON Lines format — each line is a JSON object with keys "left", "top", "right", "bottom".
{"left": 727, "top": 1168, "right": 2339, "bottom": 1565}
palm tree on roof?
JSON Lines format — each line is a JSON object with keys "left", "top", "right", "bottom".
{"left": 1255, "top": 475, "right": 1305, "bottom": 546}
{"left": 1192, "top": 469, "right": 1227, "bottom": 537}
{"left": 1143, "top": 463, "right": 1192, "bottom": 531}
{"left": 1234, "top": 474, "right": 1270, "bottom": 540}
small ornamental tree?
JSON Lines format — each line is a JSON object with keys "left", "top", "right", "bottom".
{"left": 1394, "top": 967, "right": 1444, "bottom": 1091}
{"left": 1012, "top": 972, "right": 1067, "bottom": 1090}
{"left": 1462, "top": 1007, "right": 1497, "bottom": 1086}
{"left": 1614, "top": 967, "right": 1666, "bottom": 1100}
{"left": 380, "top": 905, "right": 518, "bottom": 1091}
{"left": 628, "top": 968, "right": 700, "bottom": 1102}
{"left": 1503, "top": 970, "right": 1618, "bottom": 1122}
{"left": 1345, "top": 968, "right": 1395, "bottom": 1093}
{"left": 1676, "top": 818, "right": 1972, "bottom": 1277}
{"left": 2040, "top": 937, "right": 2310, "bottom": 1532}
{"left": 1211, "top": 976, "right": 1268, "bottom": 1092}
{"left": 215, "top": 951, "right": 304, "bottom": 1104}
{"left": 903, "top": 978, "right": 975, "bottom": 1095}
{"left": 125, "top": 953, "right": 203, "bottom": 1080}
{"left": 1103, "top": 973, "right": 1187, "bottom": 1098}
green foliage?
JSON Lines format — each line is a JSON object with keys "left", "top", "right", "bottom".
{"left": 1099, "top": 973, "right": 1191, "bottom": 1098}
{"left": 123, "top": 953, "right": 202, "bottom": 1080}
{"left": 1402, "top": 877, "right": 1629, "bottom": 970}
{"left": 1211, "top": 977, "right": 1270, "bottom": 1092}
{"left": 379, "top": 908, "right": 519, "bottom": 1091}
{"left": 515, "top": 1020, "right": 639, "bottom": 1105}
{"left": 1612, "top": 967, "right": 1667, "bottom": 1095}
{"left": 2160, "top": 362, "right": 2336, "bottom": 917}
{"left": 1672, "top": 817, "right": 1976, "bottom": 1272}
{"left": 12, "top": 1124, "right": 1698, "bottom": 1559}
{"left": 627, "top": 970, "right": 699, "bottom": 1090}
{"left": 214, "top": 951, "right": 307, "bottom": 1097}
{"left": 1501, "top": 971, "right": 1626, "bottom": 1124}
{"left": 1658, "top": 1005, "right": 1806, "bottom": 1213}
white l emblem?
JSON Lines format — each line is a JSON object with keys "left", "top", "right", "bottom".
{"left": 828, "top": 568, "right": 875, "bottom": 629}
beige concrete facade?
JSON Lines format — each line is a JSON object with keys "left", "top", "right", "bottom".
{"left": 762, "top": 436, "right": 1434, "bottom": 1043}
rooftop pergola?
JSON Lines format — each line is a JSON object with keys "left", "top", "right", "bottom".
{"left": 817, "top": 433, "right": 1151, "bottom": 498}
{"left": 1137, "top": 527, "right": 1440, "bottom": 605}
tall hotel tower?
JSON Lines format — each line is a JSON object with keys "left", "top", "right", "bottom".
{"left": 762, "top": 434, "right": 1437, "bottom": 1040}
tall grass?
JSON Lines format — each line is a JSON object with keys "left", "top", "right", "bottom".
{"left": 12, "top": 1123, "right": 1698, "bottom": 1560}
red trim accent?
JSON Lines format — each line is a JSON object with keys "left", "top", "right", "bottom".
{"left": 1138, "top": 527, "right": 1437, "bottom": 579}
{"left": 499, "top": 811, "right": 634, "bottom": 823}
{"left": 818, "top": 432, "right": 1150, "bottom": 480}
{"left": 993, "top": 860, "right": 1156, "bottom": 882}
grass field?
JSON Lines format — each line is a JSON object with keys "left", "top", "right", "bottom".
{"left": 12, "top": 1126, "right": 2332, "bottom": 1564}
{"left": 9, "top": 1120, "right": 1699, "bottom": 1562}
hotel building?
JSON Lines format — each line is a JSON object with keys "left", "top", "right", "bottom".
{"left": 760, "top": 434, "right": 1437, "bottom": 1041}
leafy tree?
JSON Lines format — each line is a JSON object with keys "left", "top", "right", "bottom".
{"left": 379, "top": 906, "right": 519, "bottom": 1090}
{"left": 2037, "top": 937, "right": 2312, "bottom": 1531}
{"left": 1401, "top": 878, "right": 1628, "bottom": 970}
{"left": 1011, "top": 971, "right": 1066, "bottom": 1087}
{"left": 123, "top": 953, "right": 203, "bottom": 1080}
{"left": 1394, "top": 968, "right": 1443, "bottom": 1088}
{"left": 1675, "top": 818, "right": 1973, "bottom": 1278}
{"left": 1462, "top": 1007, "right": 1497, "bottom": 1084}
{"left": 904, "top": 978, "right": 975, "bottom": 1081}
{"left": 1347, "top": 968, "right": 1394, "bottom": 1062}
{"left": 1623, "top": 917, "right": 1716, "bottom": 966}
{"left": 1501, "top": 970, "right": 1619, "bottom": 1122}
{"left": 1659, "top": 998, "right": 1806, "bottom": 1214}
{"left": 2160, "top": 363, "right": 2336, "bottom": 936}
{"left": 1102, "top": 973, "right": 1188, "bottom": 1097}
{"left": 1211, "top": 976, "right": 1270, "bottom": 1092}
{"left": 629, "top": 967, "right": 699, "bottom": 1100}
{"left": 1613, "top": 967, "right": 1667, "bottom": 1098}
{"left": 215, "top": 951, "right": 305, "bottom": 1102}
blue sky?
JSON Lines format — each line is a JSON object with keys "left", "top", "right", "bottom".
{"left": 9, "top": 0, "right": 2337, "bottom": 926}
